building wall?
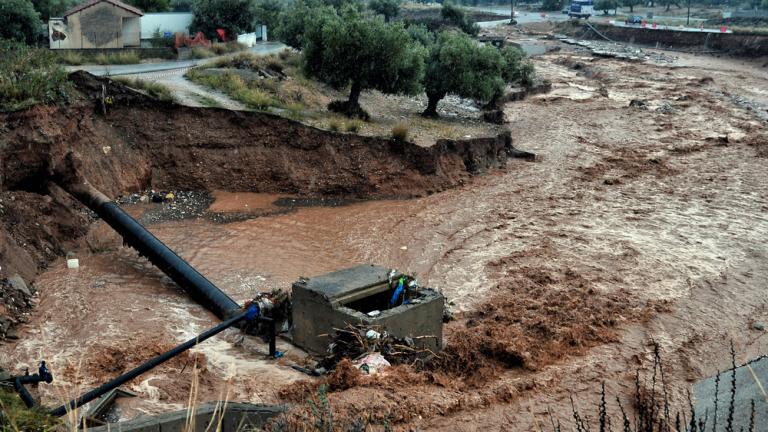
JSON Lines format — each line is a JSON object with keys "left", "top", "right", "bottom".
{"left": 50, "top": 2, "right": 141, "bottom": 49}
{"left": 140, "top": 12, "right": 193, "bottom": 39}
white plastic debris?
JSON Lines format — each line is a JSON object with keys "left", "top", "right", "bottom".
{"left": 365, "top": 330, "right": 381, "bottom": 340}
{"left": 400, "top": 246, "right": 408, "bottom": 250}
{"left": 354, "top": 352, "right": 391, "bottom": 375}
{"left": 66, "top": 259, "right": 79, "bottom": 269}
{"left": 367, "top": 310, "right": 381, "bottom": 317}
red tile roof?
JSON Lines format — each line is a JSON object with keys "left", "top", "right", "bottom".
{"left": 64, "top": 0, "right": 144, "bottom": 17}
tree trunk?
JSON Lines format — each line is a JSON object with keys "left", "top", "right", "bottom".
{"left": 422, "top": 93, "right": 442, "bottom": 117}
{"left": 348, "top": 81, "right": 362, "bottom": 107}
{"left": 629, "top": 4, "right": 634, "bottom": 12}
{"left": 665, "top": 3, "right": 670, "bottom": 10}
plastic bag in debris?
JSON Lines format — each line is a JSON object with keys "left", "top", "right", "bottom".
{"left": 354, "top": 352, "right": 391, "bottom": 374}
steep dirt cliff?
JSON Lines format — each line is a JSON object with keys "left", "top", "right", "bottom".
{"left": 0, "top": 72, "right": 520, "bottom": 337}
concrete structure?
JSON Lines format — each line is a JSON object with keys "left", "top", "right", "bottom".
{"left": 89, "top": 402, "right": 285, "bottom": 431}
{"left": 693, "top": 356, "right": 768, "bottom": 431}
{"left": 49, "top": 0, "right": 143, "bottom": 50}
{"left": 140, "top": 12, "right": 193, "bottom": 40}
{"left": 237, "top": 26, "right": 269, "bottom": 46}
{"left": 291, "top": 264, "right": 444, "bottom": 355}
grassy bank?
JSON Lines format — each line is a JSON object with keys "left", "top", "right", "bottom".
{"left": 112, "top": 77, "right": 176, "bottom": 103}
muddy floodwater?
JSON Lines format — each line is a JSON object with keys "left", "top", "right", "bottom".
{"left": 3, "top": 45, "right": 768, "bottom": 429}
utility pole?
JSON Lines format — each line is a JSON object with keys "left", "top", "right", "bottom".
{"left": 686, "top": 0, "right": 691, "bottom": 26}
{"left": 510, "top": 0, "right": 515, "bottom": 24}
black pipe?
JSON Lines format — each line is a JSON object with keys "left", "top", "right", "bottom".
{"left": 12, "top": 362, "right": 54, "bottom": 408}
{"left": 96, "top": 201, "right": 240, "bottom": 319}
{"left": 49, "top": 310, "right": 248, "bottom": 417}
{"left": 53, "top": 163, "right": 239, "bottom": 320}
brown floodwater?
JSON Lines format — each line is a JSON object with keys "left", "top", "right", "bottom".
{"left": 3, "top": 49, "right": 768, "bottom": 428}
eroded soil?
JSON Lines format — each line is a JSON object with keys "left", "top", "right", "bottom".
{"left": 1, "top": 29, "right": 768, "bottom": 430}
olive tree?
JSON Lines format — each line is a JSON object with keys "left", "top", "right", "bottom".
{"left": 422, "top": 31, "right": 505, "bottom": 117}
{"left": 191, "top": 0, "right": 257, "bottom": 39}
{"left": 276, "top": 0, "right": 335, "bottom": 48}
{"left": 622, "top": 0, "right": 641, "bottom": 12}
{"left": 0, "top": 0, "right": 43, "bottom": 45}
{"left": 302, "top": 8, "right": 426, "bottom": 118}
{"left": 595, "top": 0, "right": 618, "bottom": 13}
{"left": 368, "top": 0, "right": 400, "bottom": 22}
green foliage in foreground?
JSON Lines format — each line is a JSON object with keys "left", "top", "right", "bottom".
{"left": 0, "top": 387, "right": 59, "bottom": 432}
{"left": 0, "top": 40, "right": 73, "bottom": 112}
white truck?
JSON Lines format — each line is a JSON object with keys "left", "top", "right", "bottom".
{"left": 568, "top": 0, "right": 594, "bottom": 19}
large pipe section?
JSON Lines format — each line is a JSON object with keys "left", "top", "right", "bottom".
{"left": 53, "top": 153, "right": 240, "bottom": 320}
{"left": 49, "top": 310, "right": 250, "bottom": 417}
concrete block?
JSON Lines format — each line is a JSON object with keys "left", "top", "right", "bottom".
{"left": 291, "top": 264, "right": 444, "bottom": 355}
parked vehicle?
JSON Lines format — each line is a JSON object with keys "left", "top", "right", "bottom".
{"left": 625, "top": 15, "right": 643, "bottom": 25}
{"left": 568, "top": 0, "right": 593, "bottom": 19}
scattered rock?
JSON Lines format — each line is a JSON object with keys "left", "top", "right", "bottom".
{"left": 727, "top": 132, "right": 747, "bottom": 143}
{"left": 8, "top": 274, "right": 32, "bottom": 297}
{"left": 92, "top": 280, "right": 107, "bottom": 289}
{"left": 656, "top": 101, "right": 676, "bottom": 114}
{"left": 753, "top": 322, "right": 765, "bottom": 331}
{"left": 629, "top": 99, "right": 647, "bottom": 108}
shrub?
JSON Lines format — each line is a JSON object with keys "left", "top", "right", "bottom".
{"left": 391, "top": 123, "right": 409, "bottom": 140}
{"left": 186, "top": 69, "right": 277, "bottom": 110}
{"left": 94, "top": 51, "right": 141, "bottom": 65}
{"left": 345, "top": 119, "right": 363, "bottom": 132}
{"left": 0, "top": 388, "right": 59, "bottom": 431}
{"left": 0, "top": 40, "right": 72, "bottom": 112}
{"left": 328, "top": 119, "right": 341, "bottom": 131}
{"left": 286, "top": 102, "right": 304, "bottom": 119}
{"left": 190, "top": 46, "right": 216, "bottom": 58}
{"left": 57, "top": 50, "right": 86, "bottom": 65}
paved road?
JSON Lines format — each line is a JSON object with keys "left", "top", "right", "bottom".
{"left": 68, "top": 41, "right": 287, "bottom": 77}
{"left": 472, "top": 6, "right": 569, "bottom": 26}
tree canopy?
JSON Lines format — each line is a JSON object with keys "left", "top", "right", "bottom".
{"left": 31, "top": 0, "right": 77, "bottom": 21}
{"left": 622, "top": 0, "right": 641, "bottom": 12}
{"left": 126, "top": 0, "right": 170, "bottom": 12}
{"left": 253, "top": 0, "right": 283, "bottom": 33}
{"left": 541, "top": 0, "right": 564, "bottom": 11}
{"left": 368, "top": 0, "right": 400, "bottom": 22}
{"left": 302, "top": 7, "right": 426, "bottom": 118}
{"left": 191, "top": 0, "right": 257, "bottom": 39}
{"left": 276, "top": 0, "right": 336, "bottom": 49}
{"left": 0, "top": 0, "right": 43, "bottom": 45}
{"left": 422, "top": 31, "right": 505, "bottom": 117}
{"left": 595, "top": 0, "right": 618, "bottom": 14}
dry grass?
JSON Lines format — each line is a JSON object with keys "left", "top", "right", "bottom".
{"left": 391, "top": 123, "right": 410, "bottom": 141}
{"left": 112, "top": 77, "right": 176, "bottom": 103}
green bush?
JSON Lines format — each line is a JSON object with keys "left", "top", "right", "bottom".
{"left": 328, "top": 118, "right": 341, "bottom": 131}
{"left": 0, "top": 40, "right": 72, "bottom": 112}
{"left": 0, "top": 387, "right": 59, "bottom": 431}
{"left": 186, "top": 69, "right": 277, "bottom": 110}
{"left": 0, "top": 0, "right": 43, "bottom": 44}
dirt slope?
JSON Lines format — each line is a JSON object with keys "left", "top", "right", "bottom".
{"left": 0, "top": 72, "right": 519, "bottom": 337}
